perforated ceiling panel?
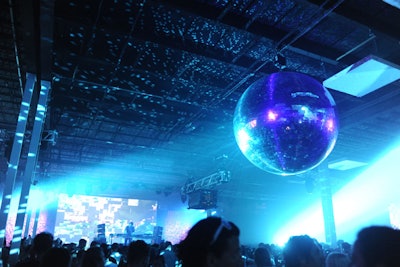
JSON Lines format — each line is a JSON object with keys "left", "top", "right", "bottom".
{"left": 1, "top": 0, "right": 400, "bottom": 202}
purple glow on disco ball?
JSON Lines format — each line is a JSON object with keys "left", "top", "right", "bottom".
{"left": 233, "top": 71, "right": 339, "bottom": 176}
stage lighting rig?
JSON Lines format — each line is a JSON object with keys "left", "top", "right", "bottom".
{"left": 180, "top": 170, "right": 231, "bottom": 209}
{"left": 180, "top": 170, "right": 231, "bottom": 195}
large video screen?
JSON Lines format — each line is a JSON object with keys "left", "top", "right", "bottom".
{"left": 54, "top": 194, "right": 158, "bottom": 244}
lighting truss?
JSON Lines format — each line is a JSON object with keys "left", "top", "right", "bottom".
{"left": 181, "top": 170, "right": 231, "bottom": 195}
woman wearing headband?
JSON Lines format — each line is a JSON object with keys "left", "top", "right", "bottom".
{"left": 176, "top": 216, "right": 243, "bottom": 267}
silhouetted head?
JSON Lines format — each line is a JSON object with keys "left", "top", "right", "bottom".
{"left": 80, "top": 246, "right": 105, "bottom": 267}
{"left": 283, "top": 235, "right": 324, "bottom": 267}
{"left": 78, "top": 238, "right": 87, "bottom": 249}
{"left": 254, "top": 246, "right": 273, "bottom": 267}
{"left": 177, "top": 216, "right": 242, "bottom": 267}
{"left": 351, "top": 226, "right": 400, "bottom": 267}
{"left": 325, "top": 252, "right": 350, "bottom": 267}
{"left": 127, "top": 240, "right": 149, "bottom": 267}
{"left": 33, "top": 232, "right": 54, "bottom": 257}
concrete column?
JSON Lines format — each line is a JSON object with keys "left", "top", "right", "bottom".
{"left": 320, "top": 176, "right": 337, "bottom": 247}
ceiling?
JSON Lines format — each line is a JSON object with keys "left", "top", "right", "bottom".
{"left": 1, "top": 0, "right": 400, "bottom": 207}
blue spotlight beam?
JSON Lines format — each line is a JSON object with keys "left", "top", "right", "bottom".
{"left": 274, "top": 142, "right": 400, "bottom": 246}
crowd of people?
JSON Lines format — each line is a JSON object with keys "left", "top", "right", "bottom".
{"left": 1, "top": 217, "right": 400, "bottom": 267}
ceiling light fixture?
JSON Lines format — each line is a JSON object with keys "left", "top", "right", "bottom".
{"left": 382, "top": 0, "right": 400, "bottom": 9}
{"left": 323, "top": 55, "right": 400, "bottom": 97}
{"left": 328, "top": 159, "right": 368, "bottom": 171}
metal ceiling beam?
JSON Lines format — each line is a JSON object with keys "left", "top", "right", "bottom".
{"left": 307, "top": 0, "right": 400, "bottom": 40}
{"left": 162, "top": 0, "right": 354, "bottom": 65}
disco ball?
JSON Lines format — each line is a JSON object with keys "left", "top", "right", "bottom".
{"left": 233, "top": 71, "right": 338, "bottom": 175}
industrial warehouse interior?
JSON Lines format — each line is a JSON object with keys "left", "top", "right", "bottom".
{"left": 0, "top": 0, "right": 400, "bottom": 248}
